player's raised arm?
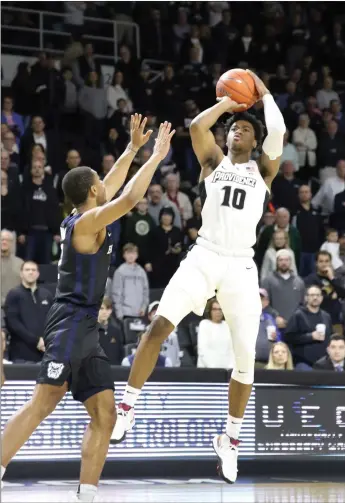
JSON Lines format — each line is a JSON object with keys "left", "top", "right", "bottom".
{"left": 190, "top": 98, "right": 246, "bottom": 180}
{"left": 103, "top": 114, "right": 153, "bottom": 202}
{"left": 246, "top": 70, "right": 286, "bottom": 187}
{"left": 76, "top": 122, "right": 175, "bottom": 234}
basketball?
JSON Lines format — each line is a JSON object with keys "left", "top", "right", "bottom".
{"left": 216, "top": 69, "right": 258, "bottom": 111}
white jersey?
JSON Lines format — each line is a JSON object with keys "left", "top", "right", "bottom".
{"left": 197, "top": 156, "right": 269, "bottom": 257}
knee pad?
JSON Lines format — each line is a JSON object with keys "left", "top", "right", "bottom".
{"left": 232, "top": 353, "right": 255, "bottom": 385}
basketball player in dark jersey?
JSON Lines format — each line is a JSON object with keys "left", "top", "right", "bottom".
{"left": 0, "top": 116, "right": 175, "bottom": 502}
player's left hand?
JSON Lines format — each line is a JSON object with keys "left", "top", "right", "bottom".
{"left": 130, "top": 113, "right": 153, "bottom": 150}
{"left": 246, "top": 69, "right": 270, "bottom": 100}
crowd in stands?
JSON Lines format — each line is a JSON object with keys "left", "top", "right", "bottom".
{"left": 1, "top": 2, "right": 345, "bottom": 373}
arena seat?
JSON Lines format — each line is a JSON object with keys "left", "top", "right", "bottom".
{"left": 122, "top": 317, "right": 146, "bottom": 344}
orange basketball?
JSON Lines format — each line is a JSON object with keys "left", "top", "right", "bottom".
{"left": 216, "top": 69, "right": 258, "bottom": 111}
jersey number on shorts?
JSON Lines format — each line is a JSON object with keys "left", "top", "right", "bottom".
{"left": 57, "top": 227, "right": 66, "bottom": 280}
{"left": 221, "top": 186, "right": 246, "bottom": 210}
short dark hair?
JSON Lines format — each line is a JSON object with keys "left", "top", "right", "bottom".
{"left": 101, "top": 296, "right": 112, "bottom": 310}
{"left": 316, "top": 250, "right": 332, "bottom": 261}
{"left": 21, "top": 260, "right": 38, "bottom": 271}
{"left": 62, "top": 166, "right": 95, "bottom": 207}
{"left": 329, "top": 334, "right": 345, "bottom": 345}
{"left": 306, "top": 284, "right": 322, "bottom": 295}
{"left": 225, "top": 112, "right": 264, "bottom": 146}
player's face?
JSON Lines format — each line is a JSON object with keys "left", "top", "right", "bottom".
{"left": 272, "top": 344, "right": 288, "bottom": 365}
{"left": 227, "top": 120, "right": 256, "bottom": 153}
{"left": 327, "top": 340, "right": 345, "bottom": 363}
{"left": 93, "top": 173, "right": 107, "bottom": 206}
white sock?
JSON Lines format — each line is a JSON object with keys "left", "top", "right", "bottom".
{"left": 1, "top": 466, "right": 6, "bottom": 480}
{"left": 226, "top": 414, "right": 243, "bottom": 440}
{"left": 77, "top": 484, "right": 97, "bottom": 502}
{"left": 122, "top": 384, "right": 141, "bottom": 408}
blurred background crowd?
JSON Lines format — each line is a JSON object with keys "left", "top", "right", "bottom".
{"left": 1, "top": 1, "right": 345, "bottom": 373}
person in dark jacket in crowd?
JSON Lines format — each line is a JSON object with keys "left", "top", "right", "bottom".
{"left": 98, "top": 296, "right": 123, "bottom": 365}
{"left": 150, "top": 206, "right": 183, "bottom": 288}
{"left": 271, "top": 160, "right": 301, "bottom": 216}
{"left": 330, "top": 189, "right": 345, "bottom": 234}
{"left": 185, "top": 196, "right": 202, "bottom": 247}
{"left": 292, "top": 185, "right": 324, "bottom": 277}
{"left": 4, "top": 261, "right": 53, "bottom": 363}
{"left": 313, "top": 334, "right": 345, "bottom": 371}
{"left": 305, "top": 251, "right": 345, "bottom": 333}
{"left": 284, "top": 285, "right": 333, "bottom": 370}
{"left": 22, "top": 160, "right": 61, "bottom": 264}
{"left": 255, "top": 291, "right": 281, "bottom": 368}
{"left": 123, "top": 197, "right": 156, "bottom": 271}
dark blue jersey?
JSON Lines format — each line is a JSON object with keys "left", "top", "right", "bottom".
{"left": 55, "top": 213, "right": 112, "bottom": 315}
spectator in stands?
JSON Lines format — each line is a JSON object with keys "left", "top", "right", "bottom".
{"left": 255, "top": 291, "right": 281, "bottom": 368}
{"left": 116, "top": 45, "right": 139, "bottom": 90}
{"left": 98, "top": 296, "right": 122, "bottom": 365}
{"left": 280, "top": 130, "right": 299, "bottom": 172}
{"left": 292, "top": 185, "right": 324, "bottom": 277}
{"left": 261, "top": 230, "right": 297, "bottom": 282}
{"left": 320, "top": 229, "right": 343, "bottom": 270}
{"left": 173, "top": 8, "right": 191, "bottom": 57}
{"left": 73, "top": 42, "right": 102, "bottom": 88}
{"left": 284, "top": 285, "right": 333, "bottom": 370}
{"left": 1, "top": 170, "right": 22, "bottom": 235}
{"left": 211, "top": 10, "right": 238, "bottom": 66}
{"left": 292, "top": 114, "right": 317, "bottom": 179}
{"left": 316, "top": 76, "right": 340, "bottom": 110}
{"left": 107, "top": 71, "right": 133, "bottom": 118}
{"left": 331, "top": 190, "right": 345, "bottom": 233}
{"left": 105, "top": 127, "right": 122, "bottom": 160}
{"left": 20, "top": 116, "right": 56, "bottom": 174}
{"left": 185, "top": 196, "right": 202, "bottom": 247}
{"left": 339, "top": 233, "right": 345, "bottom": 267}
{"left": 151, "top": 207, "right": 183, "bottom": 288}
{"left": 1, "top": 230, "right": 23, "bottom": 308}
{"left": 234, "top": 24, "right": 257, "bottom": 68}
{"left": 312, "top": 159, "right": 345, "bottom": 215}
{"left": 4, "top": 261, "right": 53, "bottom": 363}
{"left": 123, "top": 197, "right": 155, "bottom": 271}
{"left": 266, "top": 342, "right": 294, "bottom": 370}
{"left": 56, "top": 149, "right": 81, "bottom": 203}
{"left": 154, "top": 64, "right": 181, "bottom": 123}
{"left": 22, "top": 160, "right": 61, "bottom": 264}
{"left": 108, "top": 98, "right": 130, "bottom": 152}
{"left": 147, "top": 301, "right": 181, "bottom": 367}
{"left": 2, "top": 130, "right": 19, "bottom": 167}
{"left": 313, "top": 334, "right": 345, "bottom": 371}
{"left": 305, "top": 251, "right": 345, "bottom": 333}
{"left": 162, "top": 173, "right": 193, "bottom": 224}
{"left": 10, "top": 62, "right": 33, "bottom": 117}
{"left": 61, "top": 67, "right": 78, "bottom": 121}
{"left": 141, "top": 7, "right": 171, "bottom": 61}
{"left": 2, "top": 149, "right": 20, "bottom": 191}
{"left": 271, "top": 161, "right": 301, "bottom": 215}
{"left": 122, "top": 332, "right": 172, "bottom": 367}
{"left": 111, "top": 243, "right": 149, "bottom": 321}
{"left": 197, "top": 298, "right": 234, "bottom": 369}
{"left": 256, "top": 207, "right": 301, "bottom": 269}
{"left": 262, "top": 249, "right": 305, "bottom": 328}
{"left": 147, "top": 184, "right": 182, "bottom": 229}
{"left": 1, "top": 96, "right": 24, "bottom": 147}
{"left": 330, "top": 100, "right": 345, "bottom": 134}
{"left": 99, "top": 154, "right": 115, "bottom": 179}
{"left": 318, "top": 121, "right": 345, "bottom": 177}
{"left": 64, "top": 1, "right": 86, "bottom": 41}
{"left": 78, "top": 71, "right": 107, "bottom": 146}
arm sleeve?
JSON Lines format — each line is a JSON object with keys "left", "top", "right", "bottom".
{"left": 262, "top": 94, "right": 286, "bottom": 160}
{"left": 112, "top": 269, "right": 124, "bottom": 320}
{"left": 4, "top": 291, "right": 39, "bottom": 347}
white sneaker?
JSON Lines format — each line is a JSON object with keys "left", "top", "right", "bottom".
{"left": 110, "top": 403, "right": 135, "bottom": 444}
{"left": 212, "top": 433, "right": 239, "bottom": 484}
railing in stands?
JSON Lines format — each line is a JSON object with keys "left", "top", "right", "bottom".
{"left": 1, "top": 6, "right": 141, "bottom": 62}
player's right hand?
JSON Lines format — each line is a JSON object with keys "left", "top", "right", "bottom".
{"left": 216, "top": 96, "right": 247, "bottom": 113}
{"left": 153, "top": 122, "right": 176, "bottom": 160}
{"left": 130, "top": 113, "right": 153, "bottom": 150}
{"left": 245, "top": 70, "right": 270, "bottom": 100}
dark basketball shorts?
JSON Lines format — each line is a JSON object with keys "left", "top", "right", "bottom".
{"left": 37, "top": 302, "right": 114, "bottom": 402}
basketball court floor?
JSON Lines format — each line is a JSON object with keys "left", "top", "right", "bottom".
{"left": 2, "top": 477, "right": 345, "bottom": 502}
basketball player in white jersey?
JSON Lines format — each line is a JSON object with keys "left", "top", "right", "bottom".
{"left": 111, "top": 71, "right": 286, "bottom": 483}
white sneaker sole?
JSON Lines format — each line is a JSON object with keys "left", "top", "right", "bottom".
{"left": 212, "top": 435, "right": 236, "bottom": 485}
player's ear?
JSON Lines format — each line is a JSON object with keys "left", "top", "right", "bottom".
{"left": 90, "top": 185, "right": 97, "bottom": 197}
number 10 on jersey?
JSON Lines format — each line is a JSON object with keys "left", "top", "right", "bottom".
{"left": 221, "top": 186, "right": 246, "bottom": 210}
